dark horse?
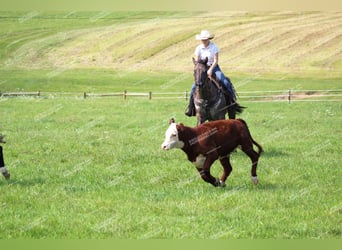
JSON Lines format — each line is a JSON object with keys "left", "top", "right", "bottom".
{"left": 193, "top": 58, "right": 244, "bottom": 125}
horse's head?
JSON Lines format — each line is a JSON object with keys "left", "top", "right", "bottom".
{"left": 193, "top": 57, "right": 209, "bottom": 88}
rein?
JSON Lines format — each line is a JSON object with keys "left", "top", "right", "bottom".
{"left": 208, "top": 76, "right": 221, "bottom": 91}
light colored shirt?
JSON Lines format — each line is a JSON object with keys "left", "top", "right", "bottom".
{"left": 194, "top": 41, "right": 220, "bottom": 66}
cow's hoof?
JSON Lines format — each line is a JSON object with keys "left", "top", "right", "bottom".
{"left": 215, "top": 178, "right": 226, "bottom": 187}
{"left": 219, "top": 180, "right": 226, "bottom": 188}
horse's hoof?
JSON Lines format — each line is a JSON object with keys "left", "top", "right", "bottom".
{"left": 251, "top": 176, "right": 258, "bottom": 185}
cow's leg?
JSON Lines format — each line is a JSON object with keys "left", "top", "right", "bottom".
{"left": 197, "top": 154, "right": 220, "bottom": 187}
{"left": 241, "top": 145, "right": 260, "bottom": 185}
{"left": 218, "top": 155, "right": 233, "bottom": 187}
{"left": 0, "top": 146, "right": 10, "bottom": 180}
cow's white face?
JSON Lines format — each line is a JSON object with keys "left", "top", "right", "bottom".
{"left": 161, "top": 123, "right": 184, "bottom": 150}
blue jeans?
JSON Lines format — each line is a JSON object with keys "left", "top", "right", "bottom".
{"left": 191, "top": 65, "right": 236, "bottom": 100}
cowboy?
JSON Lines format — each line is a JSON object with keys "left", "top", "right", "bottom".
{"left": 185, "top": 30, "right": 236, "bottom": 117}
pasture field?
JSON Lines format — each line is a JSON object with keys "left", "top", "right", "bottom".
{"left": 0, "top": 11, "right": 341, "bottom": 239}
{"left": 0, "top": 96, "right": 341, "bottom": 239}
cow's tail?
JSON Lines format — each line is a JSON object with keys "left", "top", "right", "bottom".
{"left": 237, "top": 119, "right": 263, "bottom": 155}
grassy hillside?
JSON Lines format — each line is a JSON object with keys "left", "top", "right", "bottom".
{"left": 1, "top": 11, "right": 341, "bottom": 77}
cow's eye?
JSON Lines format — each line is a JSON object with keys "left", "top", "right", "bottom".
{"left": 171, "top": 133, "right": 177, "bottom": 137}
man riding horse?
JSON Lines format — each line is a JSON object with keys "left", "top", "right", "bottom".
{"left": 185, "top": 30, "right": 237, "bottom": 117}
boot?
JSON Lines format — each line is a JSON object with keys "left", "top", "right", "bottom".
{"left": 185, "top": 95, "right": 195, "bottom": 117}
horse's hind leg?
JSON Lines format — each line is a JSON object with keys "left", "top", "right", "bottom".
{"left": 225, "top": 96, "right": 236, "bottom": 119}
{"left": 0, "top": 146, "right": 10, "bottom": 180}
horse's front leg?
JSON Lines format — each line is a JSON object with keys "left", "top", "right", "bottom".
{"left": 194, "top": 106, "right": 201, "bottom": 125}
{"left": 196, "top": 113, "right": 205, "bottom": 125}
{"left": 196, "top": 115, "right": 201, "bottom": 126}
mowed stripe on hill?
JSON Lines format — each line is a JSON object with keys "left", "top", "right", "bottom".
{"left": 4, "top": 11, "right": 342, "bottom": 76}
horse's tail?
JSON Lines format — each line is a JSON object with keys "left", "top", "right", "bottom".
{"left": 237, "top": 119, "right": 263, "bottom": 155}
{"left": 235, "top": 103, "right": 246, "bottom": 114}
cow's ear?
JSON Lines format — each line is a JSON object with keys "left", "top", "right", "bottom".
{"left": 169, "top": 118, "right": 175, "bottom": 124}
{"left": 176, "top": 123, "right": 184, "bottom": 131}
{"left": 176, "top": 124, "right": 185, "bottom": 137}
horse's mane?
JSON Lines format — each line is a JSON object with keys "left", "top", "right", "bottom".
{"left": 192, "top": 57, "right": 208, "bottom": 67}
{"left": 196, "top": 58, "right": 208, "bottom": 66}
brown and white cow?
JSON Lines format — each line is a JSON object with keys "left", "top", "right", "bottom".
{"left": 161, "top": 118, "right": 262, "bottom": 187}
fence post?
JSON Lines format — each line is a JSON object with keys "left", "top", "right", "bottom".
{"left": 149, "top": 91, "right": 152, "bottom": 100}
{"left": 84, "top": 92, "right": 87, "bottom": 99}
{"left": 123, "top": 90, "right": 127, "bottom": 100}
{"left": 288, "top": 89, "right": 291, "bottom": 104}
{"left": 185, "top": 91, "right": 188, "bottom": 101}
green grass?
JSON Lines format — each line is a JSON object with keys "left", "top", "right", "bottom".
{"left": 0, "top": 11, "right": 341, "bottom": 239}
{"left": 1, "top": 68, "right": 341, "bottom": 95}
{"left": 0, "top": 97, "right": 341, "bottom": 238}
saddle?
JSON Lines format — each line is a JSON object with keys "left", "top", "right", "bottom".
{"left": 209, "top": 76, "right": 235, "bottom": 104}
